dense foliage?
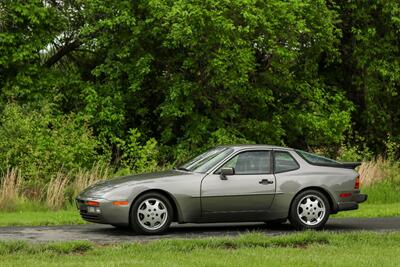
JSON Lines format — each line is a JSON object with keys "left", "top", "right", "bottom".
{"left": 0, "top": 0, "right": 399, "bottom": 180}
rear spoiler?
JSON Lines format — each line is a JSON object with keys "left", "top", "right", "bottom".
{"left": 338, "top": 162, "right": 362, "bottom": 169}
{"left": 306, "top": 162, "right": 362, "bottom": 169}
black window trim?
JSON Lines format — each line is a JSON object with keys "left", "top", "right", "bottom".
{"left": 273, "top": 150, "right": 300, "bottom": 174}
{"left": 212, "top": 149, "right": 273, "bottom": 175}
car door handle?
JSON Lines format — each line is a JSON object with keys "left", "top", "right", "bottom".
{"left": 259, "top": 179, "right": 274, "bottom": 185}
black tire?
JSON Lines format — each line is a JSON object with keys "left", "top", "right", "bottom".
{"left": 289, "top": 190, "right": 330, "bottom": 230}
{"left": 130, "top": 192, "right": 173, "bottom": 235}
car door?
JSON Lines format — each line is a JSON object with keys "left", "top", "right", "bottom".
{"left": 200, "top": 150, "right": 276, "bottom": 220}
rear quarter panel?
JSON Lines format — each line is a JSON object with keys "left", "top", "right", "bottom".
{"left": 270, "top": 151, "right": 359, "bottom": 217}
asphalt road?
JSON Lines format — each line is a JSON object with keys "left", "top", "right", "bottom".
{"left": 0, "top": 217, "right": 399, "bottom": 243}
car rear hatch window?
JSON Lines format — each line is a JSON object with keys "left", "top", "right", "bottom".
{"left": 296, "top": 150, "right": 339, "bottom": 165}
{"left": 295, "top": 150, "right": 362, "bottom": 169}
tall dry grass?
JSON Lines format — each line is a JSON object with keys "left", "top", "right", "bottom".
{"left": 358, "top": 157, "right": 400, "bottom": 186}
{"left": 46, "top": 171, "right": 70, "bottom": 210}
{"left": 45, "top": 163, "right": 112, "bottom": 209}
{"left": 0, "top": 162, "right": 113, "bottom": 211}
{"left": 358, "top": 157, "right": 386, "bottom": 186}
{"left": 0, "top": 168, "right": 22, "bottom": 210}
{"left": 72, "top": 163, "right": 112, "bottom": 197}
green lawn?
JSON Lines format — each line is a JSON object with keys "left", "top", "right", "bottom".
{"left": 0, "top": 210, "right": 85, "bottom": 227}
{"left": 0, "top": 232, "right": 399, "bottom": 266}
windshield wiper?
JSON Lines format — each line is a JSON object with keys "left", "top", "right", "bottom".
{"left": 174, "top": 166, "right": 190, "bottom": 172}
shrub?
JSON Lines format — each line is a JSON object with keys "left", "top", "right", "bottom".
{"left": 113, "top": 128, "right": 159, "bottom": 174}
{"left": 0, "top": 104, "right": 103, "bottom": 184}
{"left": 336, "top": 144, "right": 373, "bottom": 162}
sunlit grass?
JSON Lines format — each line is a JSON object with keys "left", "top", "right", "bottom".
{"left": 0, "top": 232, "right": 399, "bottom": 266}
{"left": 0, "top": 209, "right": 85, "bottom": 227}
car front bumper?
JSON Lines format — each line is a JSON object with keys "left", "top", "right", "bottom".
{"left": 76, "top": 197, "right": 130, "bottom": 226}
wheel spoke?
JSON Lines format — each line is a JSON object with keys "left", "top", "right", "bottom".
{"left": 138, "top": 210, "right": 146, "bottom": 216}
{"left": 315, "top": 207, "right": 324, "bottom": 213}
{"left": 299, "top": 203, "right": 307, "bottom": 211}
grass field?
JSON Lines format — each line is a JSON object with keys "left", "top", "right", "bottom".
{"left": 0, "top": 210, "right": 85, "bottom": 227}
{"left": 0, "top": 232, "right": 399, "bottom": 266}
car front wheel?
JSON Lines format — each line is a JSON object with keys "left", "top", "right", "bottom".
{"left": 130, "top": 192, "right": 173, "bottom": 234}
{"left": 289, "top": 190, "right": 330, "bottom": 230}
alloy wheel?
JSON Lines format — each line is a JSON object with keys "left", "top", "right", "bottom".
{"left": 296, "top": 195, "right": 326, "bottom": 226}
{"left": 136, "top": 198, "right": 168, "bottom": 230}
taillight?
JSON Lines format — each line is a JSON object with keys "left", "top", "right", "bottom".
{"left": 355, "top": 176, "right": 360, "bottom": 189}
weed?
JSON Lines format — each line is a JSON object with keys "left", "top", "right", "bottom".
{"left": 0, "top": 168, "right": 22, "bottom": 211}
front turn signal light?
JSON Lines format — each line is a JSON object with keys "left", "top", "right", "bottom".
{"left": 112, "top": 201, "right": 129, "bottom": 206}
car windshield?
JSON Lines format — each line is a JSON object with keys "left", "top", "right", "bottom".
{"left": 178, "top": 147, "right": 234, "bottom": 173}
{"left": 296, "top": 150, "right": 339, "bottom": 165}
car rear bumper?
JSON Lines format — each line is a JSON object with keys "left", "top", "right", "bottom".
{"left": 337, "top": 194, "right": 368, "bottom": 211}
{"left": 354, "top": 193, "right": 368, "bottom": 203}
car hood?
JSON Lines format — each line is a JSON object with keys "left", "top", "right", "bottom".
{"left": 78, "top": 170, "right": 188, "bottom": 198}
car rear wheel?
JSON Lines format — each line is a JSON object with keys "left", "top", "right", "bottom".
{"left": 130, "top": 192, "right": 173, "bottom": 235}
{"left": 289, "top": 190, "right": 330, "bottom": 230}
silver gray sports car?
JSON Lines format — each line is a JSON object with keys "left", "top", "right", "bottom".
{"left": 76, "top": 145, "right": 367, "bottom": 234}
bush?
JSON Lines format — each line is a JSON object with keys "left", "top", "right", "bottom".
{"left": 0, "top": 104, "right": 103, "bottom": 184}
{"left": 336, "top": 144, "right": 373, "bottom": 162}
{"left": 113, "top": 128, "right": 159, "bottom": 174}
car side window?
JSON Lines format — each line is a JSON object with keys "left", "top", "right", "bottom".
{"left": 220, "top": 151, "right": 271, "bottom": 174}
{"left": 274, "top": 151, "right": 299, "bottom": 173}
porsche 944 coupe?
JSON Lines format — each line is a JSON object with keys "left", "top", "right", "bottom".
{"left": 76, "top": 145, "right": 367, "bottom": 234}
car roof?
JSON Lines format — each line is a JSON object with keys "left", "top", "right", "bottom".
{"left": 218, "top": 144, "right": 294, "bottom": 151}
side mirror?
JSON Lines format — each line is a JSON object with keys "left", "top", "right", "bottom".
{"left": 220, "top": 167, "right": 235, "bottom": 180}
